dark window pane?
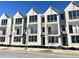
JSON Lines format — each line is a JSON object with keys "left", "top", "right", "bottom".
{"left": 77, "top": 10, "right": 79, "bottom": 18}
{"left": 71, "top": 36, "right": 75, "bottom": 43}
{"left": 76, "top": 36, "right": 79, "bottom": 43}
{"left": 15, "top": 18, "right": 22, "bottom": 24}
{"left": 47, "top": 15, "right": 50, "bottom": 22}
{"left": 61, "top": 14, "right": 65, "bottom": 20}
{"left": 35, "top": 15, "right": 37, "bottom": 22}
{"left": 54, "top": 14, "right": 57, "bottom": 21}
{"left": 69, "top": 11, "right": 72, "bottom": 19}
{"left": 62, "top": 26, "right": 65, "bottom": 31}
{"left": 29, "top": 15, "right": 37, "bottom": 23}
{"left": 3, "top": 29, "right": 6, "bottom": 35}
{"left": 48, "top": 37, "right": 51, "bottom": 43}
{"left": 51, "top": 37, "right": 54, "bottom": 43}
{"left": 0, "top": 37, "right": 5, "bottom": 42}
{"left": 51, "top": 15, "right": 53, "bottom": 22}
{"left": 14, "top": 37, "right": 21, "bottom": 42}
{"left": 55, "top": 37, "right": 58, "bottom": 43}
{"left": 73, "top": 11, "right": 76, "bottom": 19}
{"left": 48, "top": 36, "right": 55, "bottom": 43}
{"left": 1, "top": 19, "right": 7, "bottom": 25}
{"left": 29, "top": 36, "right": 37, "bottom": 42}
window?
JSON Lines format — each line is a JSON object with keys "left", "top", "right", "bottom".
{"left": 47, "top": 14, "right": 57, "bottom": 22}
{"left": 30, "top": 26, "right": 37, "bottom": 34}
{"left": 73, "top": 11, "right": 77, "bottom": 19}
{"left": 71, "top": 35, "right": 79, "bottom": 43}
{"left": 48, "top": 26, "right": 58, "bottom": 34}
{"left": 48, "top": 36, "right": 54, "bottom": 43}
{"left": 69, "top": 11, "right": 73, "bottom": 19}
{"left": 77, "top": 10, "right": 79, "bottom": 18}
{"left": 71, "top": 36, "right": 75, "bottom": 43}
{"left": 48, "top": 36, "right": 58, "bottom": 43}
{"left": 0, "top": 37, "right": 5, "bottom": 42}
{"left": 14, "top": 37, "right": 21, "bottom": 42}
{"left": 1, "top": 19, "right": 7, "bottom": 25}
{"left": 60, "top": 14, "right": 65, "bottom": 20}
{"left": 29, "top": 15, "right": 37, "bottom": 23}
{"left": 15, "top": 18, "right": 22, "bottom": 24}
{"left": 76, "top": 36, "right": 79, "bottom": 43}
{"left": 68, "top": 10, "right": 79, "bottom": 19}
{"left": 54, "top": 14, "right": 57, "bottom": 21}
{"left": 69, "top": 25, "right": 73, "bottom": 33}
{"left": 29, "top": 36, "right": 37, "bottom": 42}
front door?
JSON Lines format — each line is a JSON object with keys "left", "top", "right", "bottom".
{"left": 22, "top": 33, "right": 26, "bottom": 44}
{"left": 62, "top": 35, "right": 68, "bottom": 46}
{"left": 41, "top": 36, "right": 45, "bottom": 45}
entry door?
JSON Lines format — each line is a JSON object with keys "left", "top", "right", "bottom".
{"left": 62, "top": 35, "right": 68, "bottom": 46}
{"left": 22, "top": 36, "right": 26, "bottom": 44}
{"left": 41, "top": 37, "right": 45, "bottom": 45}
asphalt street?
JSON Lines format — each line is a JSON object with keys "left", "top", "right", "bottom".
{"left": 0, "top": 50, "right": 78, "bottom": 58}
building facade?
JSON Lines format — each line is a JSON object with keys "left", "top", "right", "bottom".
{"left": 0, "top": 1, "right": 79, "bottom": 48}
{"left": 65, "top": 2, "right": 79, "bottom": 48}
{"left": 0, "top": 13, "right": 12, "bottom": 45}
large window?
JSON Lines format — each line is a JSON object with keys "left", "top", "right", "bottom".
{"left": 48, "top": 26, "right": 58, "bottom": 34}
{"left": 1, "top": 19, "right": 7, "bottom": 25}
{"left": 14, "top": 37, "right": 21, "bottom": 42}
{"left": 68, "top": 10, "right": 79, "bottom": 19}
{"left": 71, "top": 36, "right": 79, "bottom": 43}
{"left": 69, "top": 25, "right": 79, "bottom": 33}
{"left": 29, "top": 36, "right": 37, "bottom": 42}
{"left": 29, "top": 15, "right": 37, "bottom": 23}
{"left": 48, "top": 36, "right": 58, "bottom": 43}
{"left": 15, "top": 18, "right": 22, "bottom": 24}
{"left": 0, "top": 37, "right": 5, "bottom": 42}
{"left": 30, "top": 25, "right": 37, "bottom": 34}
{"left": 47, "top": 14, "right": 57, "bottom": 22}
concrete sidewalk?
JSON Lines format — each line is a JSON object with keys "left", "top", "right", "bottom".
{"left": 0, "top": 46, "right": 79, "bottom": 55}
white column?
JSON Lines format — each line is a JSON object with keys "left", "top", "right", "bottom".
{"left": 37, "top": 14, "right": 41, "bottom": 45}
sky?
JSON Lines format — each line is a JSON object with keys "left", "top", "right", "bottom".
{"left": 0, "top": 1, "right": 77, "bottom": 16}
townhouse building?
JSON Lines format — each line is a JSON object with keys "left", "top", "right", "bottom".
{"left": 26, "top": 8, "right": 42, "bottom": 46}
{"left": 11, "top": 12, "right": 26, "bottom": 46}
{"left": 43, "top": 7, "right": 62, "bottom": 46}
{"left": 0, "top": 1, "right": 79, "bottom": 48}
{"left": 0, "top": 13, "right": 12, "bottom": 45}
{"left": 65, "top": 2, "right": 79, "bottom": 48}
